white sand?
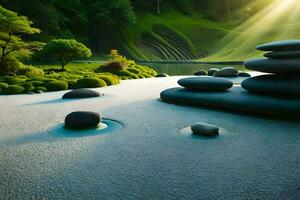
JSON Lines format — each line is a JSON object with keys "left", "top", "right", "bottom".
{"left": 0, "top": 76, "right": 299, "bottom": 199}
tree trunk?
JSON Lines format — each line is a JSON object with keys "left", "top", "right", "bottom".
{"left": 157, "top": 0, "right": 160, "bottom": 14}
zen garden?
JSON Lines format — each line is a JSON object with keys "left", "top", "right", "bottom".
{"left": 0, "top": 0, "right": 300, "bottom": 199}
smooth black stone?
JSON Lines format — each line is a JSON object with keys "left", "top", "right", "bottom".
{"left": 208, "top": 68, "right": 219, "bottom": 76}
{"left": 178, "top": 77, "right": 233, "bottom": 91}
{"left": 241, "top": 75, "right": 300, "bottom": 98}
{"left": 191, "top": 123, "right": 219, "bottom": 136}
{"left": 238, "top": 72, "right": 251, "bottom": 77}
{"left": 213, "top": 67, "right": 238, "bottom": 77}
{"left": 63, "top": 89, "right": 101, "bottom": 99}
{"left": 244, "top": 58, "right": 300, "bottom": 74}
{"left": 155, "top": 73, "right": 169, "bottom": 78}
{"left": 257, "top": 40, "right": 300, "bottom": 51}
{"left": 264, "top": 51, "right": 300, "bottom": 59}
{"left": 65, "top": 111, "right": 101, "bottom": 130}
{"left": 194, "top": 70, "right": 207, "bottom": 76}
{"left": 160, "top": 87, "right": 300, "bottom": 120}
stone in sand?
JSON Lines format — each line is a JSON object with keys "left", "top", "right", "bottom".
{"left": 194, "top": 70, "right": 207, "bottom": 76}
{"left": 208, "top": 68, "right": 219, "bottom": 76}
{"left": 191, "top": 123, "right": 219, "bottom": 136}
{"left": 264, "top": 51, "right": 300, "bottom": 59}
{"left": 256, "top": 40, "right": 300, "bottom": 51}
{"left": 213, "top": 67, "right": 238, "bottom": 77}
{"left": 63, "top": 88, "right": 101, "bottom": 99}
{"left": 241, "top": 75, "right": 300, "bottom": 98}
{"left": 178, "top": 77, "right": 233, "bottom": 91}
{"left": 238, "top": 72, "right": 251, "bottom": 77}
{"left": 244, "top": 58, "right": 300, "bottom": 74}
{"left": 65, "top": 111, "right": 101, "bottom": 130}
{"left": 155, "top": 73, "right": 169, "bottom": 78}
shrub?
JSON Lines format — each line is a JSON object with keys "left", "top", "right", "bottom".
{"left": 34, "top": 87, "right": 47, "bottom": 93}
{"left": 127, "top": 68, "right": 140, "bottom": 74}
{"left": 96, "top": 75, "right": 119, "bottom": 85}
{"left": 17, "top": 65, "right": 44, "bottom": 77}
{"left": 75, "top": 77, "right": 107, "bottom": 88}
{"left": 116, "top": 70, "right": 139, "bottom": 79}
{"left": 67, "top": 80, "right": 77, "bottom": 89}
{"left": 45, "top": 80, "right": 68, "bottom": 91}
{"left": 22, "top": 82, "right": 35, "bottom": 92}
{"left": 0, "top": 82, "right": 8, "bottom": 90}
{"left": 97, "top": 61, "right": 127, "bottom": 73}
{"left": 2, "top": 76, "right": 26, "bottom": 84}
{"left": 31, "top": 81, "right": 44, "bottom": 87}
{"left": 4, "top": 85, "right": 25, "bottom": 95}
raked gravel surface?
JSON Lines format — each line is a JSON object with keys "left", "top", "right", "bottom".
{"left": 0, "top": 76, "right": 300, "bottom": 200}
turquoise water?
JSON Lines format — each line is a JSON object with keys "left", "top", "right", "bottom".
{"left": 140, "top": 62, "right": 245, "bottom": 76}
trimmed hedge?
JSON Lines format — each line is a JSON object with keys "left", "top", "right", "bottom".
{"left": 96, "top": 75, "right": 119, "bottom": 85}
{"left": 2, "top": 76, "right": 26, "bottom": 84}
{"left": 45, "top": 80, "right": 68, "bottom": 91}
{"left": 0, "top": 82, "right": 8, "bottom": 90}
{"left": 22, "top": 82, "right": 35, "bottom": 92}
{"left": 75, "top": 77, "right": 107, "bottom": 88}
{"left": 4, "top": 85, "right": 25, "bottom": 95}
{"left": 34, "top": 87, "right": 47, "bottom": 93}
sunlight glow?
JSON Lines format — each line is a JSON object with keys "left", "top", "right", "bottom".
{"left": 203, "top": 0, "right": 300, "bottom": 61}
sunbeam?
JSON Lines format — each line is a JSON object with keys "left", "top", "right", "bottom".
{"left": 203, "top": 0, "right": 300, "bottom": 61}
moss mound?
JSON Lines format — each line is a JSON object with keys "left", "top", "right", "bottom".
{"left": 34, "top": 87, "right": 47, "bottom": 93}
{"left": 75, "top": 77, "right": 107, "bottom": 88}
{"left": 0, "top": 82, "right": 8, "bottom": 90}
{"left": 4, "top": 85, "right": 25, "bottom": 95}
{"left": 22, "top": 82, "right": 35, "bottom": 92}
{"left": 45, "top": 80, "right": 68, "bottom": 91}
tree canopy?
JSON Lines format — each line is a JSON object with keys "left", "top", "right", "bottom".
{"left": 0, "top": 5, "right": 43, "bottom": 72}
{"left": 39, "top": 39, "right": 92, "bottom": 70}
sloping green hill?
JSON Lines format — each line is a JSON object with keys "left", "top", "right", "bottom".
{"left": 121, "top": 11, "right": 229, "bottom": 61}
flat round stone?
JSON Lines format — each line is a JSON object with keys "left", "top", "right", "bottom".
{"left": 208, "top": 68, "right": 219, "bottom": 76}
{"left": 63, "top": 89, "right": 101, "bottom": 99}
{"left": 194, "top": 70, "right": 207, "bottom": 76}
{"left": 264, "top": 51, "right": 300, "bottom": 59}
{"left": 257, "top": 40, "right": 300, "bottom": 51}
{"left": 160, "top": 87, "right": 300, "bottom": 120}
{"left": 213, "top": 67, "right": 238, "bottom": 77}
{"left": 244, "top": 58, "right": 300, "bottom": 74}
{"left": 155, "top": 73, "right": 169, "bottom": 78}
{"left": 65, "top": 111, "right": 101, "bottom": 130}
{"left": 238, "top": 72, "right": 251, "bottom": 77}
{"left": 178, "top": 77, "right": 233, "bottom": 91}
{"left": 191, "top": 123, "right": 219, "bottom": 137}
{"left": 241, "top": 75, "right": 300, "bottom": 98}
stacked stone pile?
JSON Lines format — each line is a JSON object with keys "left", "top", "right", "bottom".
{"left": 242, "top": 40, "right": 300, "bottom": 98}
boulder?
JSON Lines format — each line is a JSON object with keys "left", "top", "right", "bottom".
{"left": 155, "top": 73, "right": 169, "bottom": 78}
{"left": 65, "top": 111, "right": 101, "bottom": 130}
{"left": 63, "top": 88, "right": 101, "bottom": 99}
{"left": 238, "top": 72, "right": 251, "bottom": 77}
{"left": 264, "top": 51, "right": 300, "bottom": 59}
{"left": 194, "top": 70, "right": 207, "bottom": 76}
{"left": 241, "top": 75, "right": 300, "bottom": 98}
{"left": 213, "top": 67, "right": 238, "bottom": 77}
{"left": 208, "top": 68, "right": 219, "bottom": 76}
{"left": 257, "top": 40, "right": 300, "bottom": 51}
{"left": 191, "top": 123, "right": 219, "bottom": 137}
{"left": 178, "top": 77, "right": 233, "bottom": 91}
{"left": 244, "top": 58, "right": 300, "bottom": 74}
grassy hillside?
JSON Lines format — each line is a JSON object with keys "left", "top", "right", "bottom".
{"left": 121, "top": 11, "right": 230, "bottom": 61}
{"left": 202, "top": 0, "right": 300, "bottom": 61}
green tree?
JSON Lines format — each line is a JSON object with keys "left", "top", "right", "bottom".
{"left": 39, "top": 39, "right": 92, "bottom": 70}
{"left": 0, "top": 6, "right": 43, "bottom": 71}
